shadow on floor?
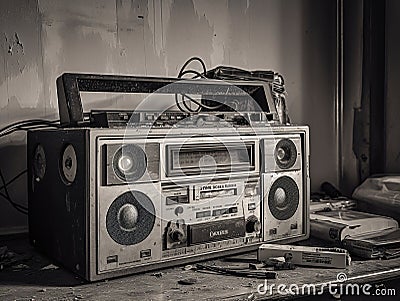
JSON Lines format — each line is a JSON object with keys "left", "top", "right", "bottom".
{"left": 0, "top": 233, "right": 85, "bottom": 287}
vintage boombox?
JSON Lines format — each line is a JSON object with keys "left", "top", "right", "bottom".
{"left": 27, "top": 74, "right": 310, "bottom": 281}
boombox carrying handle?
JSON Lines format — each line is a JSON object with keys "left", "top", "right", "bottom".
{"left": 56, "top": 73, "right": 278, "bottom": 127}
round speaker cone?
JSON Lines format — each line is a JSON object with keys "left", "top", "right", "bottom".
{"left": 61, "top": 144, "right": 77, "bottom": 184}
{"left": 106, "top": 191, "right": 155, "bottom": 245}
{"left": 276, "top": 148, "right": 286, "bottom": 161}
{"left": 33, "top": 144, "right": 46, "bottom": 182}
{"left": 274, "top": 139, "right": 297, "bottom": 169}
{"left": 113, "top": 144, "right": 147, "bottom": 181}
{"left": 118, "top": 155, "right": 134, "bottom": 172}
{"left": 268, "top": 176, "right": 299, "bottom": 220}
{"left": 117, "top": 204, "right": 139, "bottom": 231}
{"left": 274, "top": 187, "right": 287, "bottom": 206}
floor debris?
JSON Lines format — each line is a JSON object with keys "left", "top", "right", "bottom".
{"left": 177, "top": 278, "right": 197, "bottom": 285}
{"left": 40, "top": 264, "right": 59, "bottom": 270}
{"left": 151, "top": 272, "right": 163, "bottom": 278}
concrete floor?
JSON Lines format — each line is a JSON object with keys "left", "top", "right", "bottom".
{"left": 1, "top": 234, "right": 400, "bottom": 301}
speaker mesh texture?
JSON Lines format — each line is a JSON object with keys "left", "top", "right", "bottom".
{"left": 268, "top": 176, "right": 300, "bottom": 220}
{"left": 112, "top": 144, "right": 147, "bottom": 182}
{"left": 274, "top": 139, "right": 297, "bottom": 169}
{"left": 106, "top": 191, "right": 155, "bottom": 245}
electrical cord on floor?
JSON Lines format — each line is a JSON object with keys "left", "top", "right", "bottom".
{"left": 0, "top": 168, "right": 28, "bottom": 215}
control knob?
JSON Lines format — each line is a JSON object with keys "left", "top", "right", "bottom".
{"left": 168, "top": 228, "right": 186, "bottom": 243}
{"left": 246, "top": 215, "right": 261, "bottom": 233}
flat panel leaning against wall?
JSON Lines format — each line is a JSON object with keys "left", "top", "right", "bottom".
{"left": 0, "top": 0, "right": 337, "bottom": 233}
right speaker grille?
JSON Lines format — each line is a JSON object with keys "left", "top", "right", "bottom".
{"left": 268, "top": 176, "right": 300, "bottom": 220}
{"left": 274, "top": 139, "right": 297, "bottom": 169}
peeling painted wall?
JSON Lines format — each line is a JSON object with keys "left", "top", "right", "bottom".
{"left": 0, "top": 0, "right": 337, "bottom": 232}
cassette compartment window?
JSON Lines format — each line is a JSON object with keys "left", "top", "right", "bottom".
{"left": 166, "top": 142, "right": 255, "bottom": 176}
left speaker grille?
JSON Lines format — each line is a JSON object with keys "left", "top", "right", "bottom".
{"left": 106, "top": 191, "right": 155, "bottom": 245}
{"left": 112, "top": 144, "right": 147, "bottom": 181}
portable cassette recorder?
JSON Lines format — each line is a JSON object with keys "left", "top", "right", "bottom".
{"left": 28, "top": 73, "right": 310, "bottom": 281}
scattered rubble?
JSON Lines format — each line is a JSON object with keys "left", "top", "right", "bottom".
{"left": 177, "top": 278, "right": 197, "bottom": 285}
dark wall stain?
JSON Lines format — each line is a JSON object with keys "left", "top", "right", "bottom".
{"left": 6, "top": 33, "right": 25, "bottom": 57}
